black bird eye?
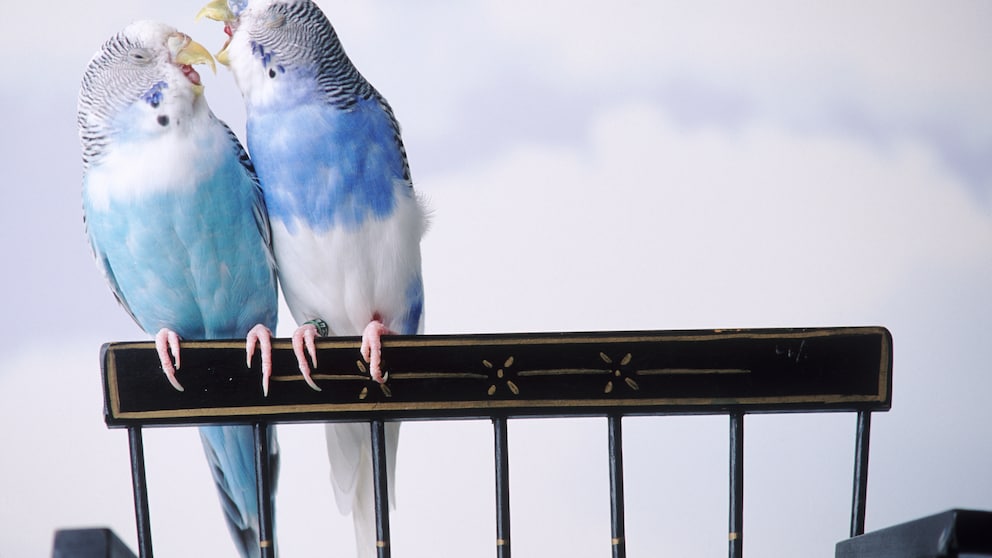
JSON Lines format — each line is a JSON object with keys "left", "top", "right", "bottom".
{"left": 129, "top": 48, "right": 153, "bottom": 65}
{"left": 265, "top": 14, "right": 286, "bottom": 29}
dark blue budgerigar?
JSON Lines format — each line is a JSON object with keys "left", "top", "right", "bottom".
{"left": 78, "top": 21, "right": 280, "bottom": 557}
{"left": 199, "top": 1, "right": 428, "bottom": 555}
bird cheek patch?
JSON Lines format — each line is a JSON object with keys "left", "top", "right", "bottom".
{"left": 142, "top": 81, "right": 169, "bottom": 109}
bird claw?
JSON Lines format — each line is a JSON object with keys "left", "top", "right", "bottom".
{"left": 154, "top": 328, "right": 184, "bottom": 392}
{"left": 246, "top": 324, "right": 274, "bottom": 396}
{"left": 291, "top": 323, "right": 322, "bottom": 392}
{"left": 361, "top": 319, "right": 392, "bottom": 384}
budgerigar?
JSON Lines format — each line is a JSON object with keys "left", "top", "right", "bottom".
{"left": 198, "top": 0, "right": 428, "bottom": 555}
{"left": 78, "top": 21, "right": 280, "bottom": 558}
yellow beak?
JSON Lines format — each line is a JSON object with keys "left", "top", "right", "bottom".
{"left": 168, "top": 33, "right": 216, "bottom": 74}
{"left": 215, "top": 44, "right": 232, "bottom": 67}
{"left": 196, "top": 0, "right": 235, "bottom": 23}
{"left": 166, "top": 33, "right": 215, "bottom": 96}
{"left": 196, "top": 0, "right": 236, "bottom": 67}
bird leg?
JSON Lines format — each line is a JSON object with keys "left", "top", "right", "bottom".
{"left": 154, "top": 328, "right": 184, "bottom": 391}
{"left": 246, "top": 324, "right": 274, "bottom": 396}
{"left": 361, "top": 318, "right": 393, "bottom": 383}
{"left": 291, "top": 322, "right": 323, "bottom": 392}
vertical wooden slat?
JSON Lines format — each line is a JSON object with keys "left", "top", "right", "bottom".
{"left": 608, "top": 415, "right": 627, "bottom": 558}
{"left": 850, "top": 411, "right": 872, "bottom": 537}
{"left": 493, "top": 417, "right": 511, "bottom": 558}
{"left": 371, "top": 420, "right": 392, "bottom": 558}
{"left": 127, "top": 426, "right": 153, "bottom": 558}
{"left": 729, "top": 413, "right": 744, "bottom": 558}
{"left": 253, "top": 423, "right": 276, "bottom": 558}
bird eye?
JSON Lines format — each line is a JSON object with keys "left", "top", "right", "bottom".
{"left": 265, "top": 14, "right": 286, "bottom": 29}
{"left": 129, "top": 48, "right": 153, "bottom": 65}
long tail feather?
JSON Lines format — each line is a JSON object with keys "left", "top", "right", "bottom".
{"left": 200, "top": 425, "right": 280, "bottom": 558}
{"left": 325, "top": 422, "right": 400, "bottom": 558}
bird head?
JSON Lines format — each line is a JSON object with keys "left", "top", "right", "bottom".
{"left": 196, "top": 0, "right": 357, "bottom": 109}
{"left": 196, "top": 0, "right": 281, "bottom": 67}
{"left": 78, "top": 21, "right": 217, "bottom": 167}
{"left": 195, "top": 0, "right": 240, "bottom": 66}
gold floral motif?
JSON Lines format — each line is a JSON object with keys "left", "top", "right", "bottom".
{"left": 601, "top": 352, "right": 639, "bottom": 393}
{"left": 484, "top": 356, "right": 519, "bottom": 396}
{"left": 356, "top": 360, "right": 392, "bottom": 399}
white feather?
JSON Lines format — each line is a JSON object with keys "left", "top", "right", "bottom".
{"left": 269, "top": 171, "right": 424, "bottom": 558}
{"left": 216, "top": 2, "right": 428, "bottom": 554}
{"left": 84, "top": 85, "right": 215, "bottom": 211}
{"left": 326, "top": 422, "right": 400, "bottom": 558}
{"left": 272, "top": 185, "right": 427, "bottom": 335}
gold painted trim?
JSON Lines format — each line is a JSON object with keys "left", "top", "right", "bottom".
{"left": 518, "top": 368, "right": 605, "bottom": 377}
{"left": 273, "top": 371, "right": 491, "bottom": 383}
{"left": 271, "top": 373, "right": 367, "bottom": 382}
{"left": 878, "top": 331, "right": 892, "bottom": 404}
{"left": 106, "top": 351, "right": 123, "bottom": 419}
{"left": 110, "top": 391, "right": 888, "bottom": 422}
{"left": 637, "top": 368, "right": 751, "bottom": 376}
{"left": 106, "top": 326, "right": 887, "bottom": 352}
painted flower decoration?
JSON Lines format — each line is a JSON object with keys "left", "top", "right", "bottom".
{"left": 601, "top": 352, "right": 639, "bottom": 393}
{"left": 484, "top": 356, "right": 519, "bottom": 396}
{"left": 357, "top": 359, "right": 392, "bottom": 399}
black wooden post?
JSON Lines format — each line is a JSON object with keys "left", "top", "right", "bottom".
{"left": 850, "top": 411, "right": 872, "bottom": 537}
{"left": 127, "top": 427, "right": 153, "bottom": 558}
{"left": 371, "top": 419, "right": 392, "bottom": 558}
{"left": 493, "top": 417, "right": 511, "bottom": 558}
{"left": 253, "top": 423, "right": 276, "bottom": 558}
{"left": 729, "top": 413, "right": 744, "bottom": 558}
{"left": 608, "top": 415, "right": 627, "bottom": 558}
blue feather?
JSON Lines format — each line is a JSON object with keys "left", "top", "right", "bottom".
{"left": 79, "top": 21, "right": 280, "bottom": 558}
{"left": 83, "top": 159, "right": 277, "bottom": 338}
{"left": 208, "top": 2, "right": 428, "bottom": 554}
{"left": 398, "top": 275, "right": 425, "bottom": 335}
{"left": 248, "top": 97, "right": 407, "bottom": 232}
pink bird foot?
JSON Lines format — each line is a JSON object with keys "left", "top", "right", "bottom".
{"left": 361, "top": 318, "right": 393, "bottom": 383}
{"left": 246, "top": 324, "right": 274, "bottom": 396}
{"left": 291, "top": 320, "right": 324, "bottom": 392}
{"left": 154, "top": 328, "right": 184, "bottom": 391}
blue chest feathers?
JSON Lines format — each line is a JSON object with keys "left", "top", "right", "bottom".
{"left": 248, "top": 97, "right": 409, "bottom": 233}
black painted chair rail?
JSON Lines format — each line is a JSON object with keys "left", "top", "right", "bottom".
{"left": 835, "top": 509, "right": 992, "bottom": 557}
{"left": 103, "top": 326, "right": 892, "bottom": 426}
{"left": 99, "top": 326, "right": 892, "bottom": 558}
{"left": 52, "top": 528, "right": 138, "bottom": 558}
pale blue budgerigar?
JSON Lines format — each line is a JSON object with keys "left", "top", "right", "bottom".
{"left": 78, "top": 21, "right": 281, "bottom": 558}
{"left": 198, "top": 0, "right": 428, "bottom": 555}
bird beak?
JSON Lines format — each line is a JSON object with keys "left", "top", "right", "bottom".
{"left": 169, "top": 33, "right": 216, "bottom": 74}
{"left": 167, "top": 33, "right": 215, "bottom": 96}
{"left": 196, "top": 0, "right": 235, "bottom": 23}
{"left": 215, "top": 43, "right": 232, "bottom": 68}
{"left": 196, "top": 0, "right": 236, "bottom": 67}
